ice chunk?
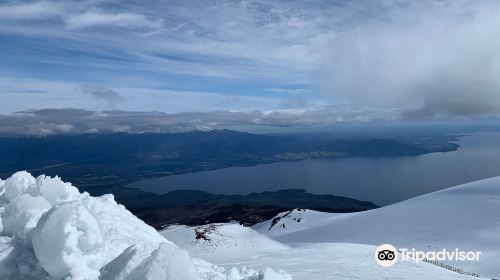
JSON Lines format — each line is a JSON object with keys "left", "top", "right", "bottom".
{"left": 82, "top": 194, "right": 171, "bottom": 265}
{"left": 36, "top": 175, "right": 81, "bottom": 206}
{"left": 2, "top": 194, "right": 51, "bottom": 240}
{"left": 192, "top": 260, "right": 292, "bottom": 280}
{"left": 32, "top": 201, "right": 105, "bottom": 279}
{"left": 99, "top": 245, "right": 144, "bottom": 280}
{"left": 0, "top": 236, "right": 48, "bottom": 279}
{"left": 0, "top": 179, "right": 7, "bottom": 233}
{"left": 127, "top": 243, "right": 200, "bottom": 280}
{"left": 227, "top": 267, "right": 292, "bottom": 280}
{"left": 100, "top": 243, "right": 200, "bottom": 280}
{"left": 4, "top": 171, "right": 37, "bottom": 202}
{"left": 255, "top": 267, "right": 293, "bottom": 280}
{"left": 0, "top": 180, "right": 7, "bottom": 206}
{"left": 191, "top": 258, "right": 228, "bottom": 280}
{"left": 0, "top": 179, "right": 4, "bottom": 232}
{"left": 0, "top": 178, "right": 5, "bottom": 197}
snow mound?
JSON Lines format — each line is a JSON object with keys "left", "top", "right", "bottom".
{"left": 0, "top": 171, "right": 292, "bottom": 280}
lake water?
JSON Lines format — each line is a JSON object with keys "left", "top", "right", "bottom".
{"left": 129, "top": 132, "right": 500, "bottom": 206}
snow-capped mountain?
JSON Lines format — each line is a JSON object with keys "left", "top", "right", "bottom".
{"left": 0, "top": 171, "right": 290, "bottom": 280}
{"left": 254, "top": 177, "right": 500, "bottom": 279}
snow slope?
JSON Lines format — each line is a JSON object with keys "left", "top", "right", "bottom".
{"left": 254, "top": 177, "right": 500, "bottom": 278}
{"left": 162, "top": 223, "right": 479, "bottom": 280}
{"left": 0, "top": 171, "right": 291, "bottom": 280}
{"left": 252, "top": 209, "right": 345, "bottom": 239}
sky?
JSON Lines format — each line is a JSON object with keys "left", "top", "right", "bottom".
{"left": 1, "top": 0, "right": 500, "bottom": 134}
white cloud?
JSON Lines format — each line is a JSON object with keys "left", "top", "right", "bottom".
{"left": 0, "top": 2, "right": 162, "bottom": 31}
{"left": 0, "top": 2, "right": 62, "bottom": 20}
{"left": 65, "top": 10, "right": 162, "bottom": 30}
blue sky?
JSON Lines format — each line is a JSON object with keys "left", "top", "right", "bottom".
{"left": 0, "top": 0, "right": 343, "bottom": 113}
{"left": 1, "top": 0, "right": 500, "bottom": 125}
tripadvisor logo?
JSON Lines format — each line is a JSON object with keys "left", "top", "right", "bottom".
{"left": 375, "top": 244, "right": 482, "bottom": 268}
{"left": 375, "top": 244, "right": 397, "bottom": 267}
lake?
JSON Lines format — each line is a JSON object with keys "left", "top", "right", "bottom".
{"left": 129, "top": 132, "right": 500, "bottom": 205}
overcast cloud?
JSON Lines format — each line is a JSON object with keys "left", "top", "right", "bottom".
{"left": 320, "top": 0, "right": 500, "bottom": 118}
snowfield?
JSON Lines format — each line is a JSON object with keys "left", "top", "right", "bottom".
{"left": 0, "top": 171, "right": 291, "bottom": 280}
{"left": 254, "top": 177, "right": 500, "bottom": 279}
{"left": 161, "top": 223, "right": 480, "bottom": 280}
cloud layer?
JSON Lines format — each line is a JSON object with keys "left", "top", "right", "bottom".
{"left": 0, "top": 107, "right": 400, "bottom": 136}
